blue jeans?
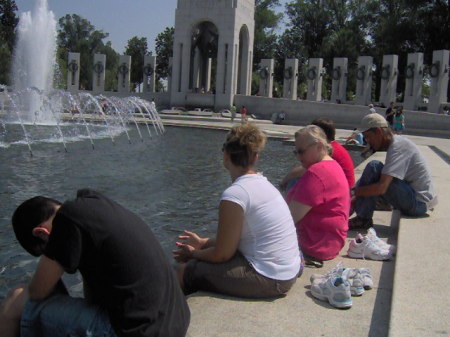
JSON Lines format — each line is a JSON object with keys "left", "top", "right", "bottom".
{"left": 355, "top": 160, "right": 427, "bottom": 219}
{"left": 21, "top": 294, "right": 117, "bottom": 337}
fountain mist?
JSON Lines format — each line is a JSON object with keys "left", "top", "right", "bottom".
{"left": 11, "top": 0, "right": 57, "bottom": 123}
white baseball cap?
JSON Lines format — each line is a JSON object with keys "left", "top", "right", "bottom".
{"left": 360, "top": 113, "right": 388, "bottom": 132}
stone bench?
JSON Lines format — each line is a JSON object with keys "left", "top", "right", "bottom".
{"left": 388, "top": 146, "right": 450, "bottom": 337}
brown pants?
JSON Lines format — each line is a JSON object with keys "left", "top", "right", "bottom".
{"left": 183, "top": 252, "right": 301, "bottom": 299}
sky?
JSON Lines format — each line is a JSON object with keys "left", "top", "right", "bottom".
{"left": 14, "top": 0, "right": 288, "bottom": 54}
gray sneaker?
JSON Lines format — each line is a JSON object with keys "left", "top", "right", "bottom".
{"left": 311, "top": 275, "right": 352, "bottom": 309}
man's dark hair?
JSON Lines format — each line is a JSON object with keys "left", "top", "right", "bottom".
{"left": 12, "top": 196, "right": 61, "bottom": 256}
{"left": 311, "top": 117, "right": 336, "bottom": 141}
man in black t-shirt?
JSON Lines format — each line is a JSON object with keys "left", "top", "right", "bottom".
{"left": 0, "top": 189, "right": 190, "bottom": 337}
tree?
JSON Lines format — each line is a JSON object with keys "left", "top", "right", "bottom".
{"left": 0, "top": 0, "right": 18, "bottom": 51}
{"left": 154, "top": 26, "right": 174, "bottom": 82}
{"left": 57, "top": 14, "right": 109, "bottom": 90}
{"left": 124, "top": 36, "right": 148, "bottom": 90}
{"left": 0, "top": 0, "right": 18, "bottom": 84}
{"left": 253, "top": 0, "right": 282, "bottom": 67}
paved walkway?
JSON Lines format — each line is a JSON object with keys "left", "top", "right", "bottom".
{"left": 160, "top": 114, "right": 449, "bottom": 337}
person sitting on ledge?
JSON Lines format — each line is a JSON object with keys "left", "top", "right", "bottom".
{"left": 0, "top": 189, "right": 190, "bottom": 337}
{"left": 280, "top": 117, "right": 355, "bottom": 192}
{"left": 286, "top": 125, "right": 350, "bottom": 266}
{"left": 173, "top": 124, "right": 302, "bottom": 298}
{"left": 349, "top": 113, "right": 438, "bottom": 230}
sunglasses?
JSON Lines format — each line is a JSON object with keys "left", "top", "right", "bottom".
{"left": 292, "top": 143, "right": 315, "bottom": 155}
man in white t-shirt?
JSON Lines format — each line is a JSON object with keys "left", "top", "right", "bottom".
{"left": 368, "top": 104, "right": 376, "bottom": 114}
{"left": 349, "top": 113, "right": 438, "bottom": 229}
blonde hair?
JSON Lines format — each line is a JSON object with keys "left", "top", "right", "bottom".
{"left": 224, "top": 123, "right": 266, "bottom": 167}
{"left": 294, "top": 125, "right": 333, "bottom": 155}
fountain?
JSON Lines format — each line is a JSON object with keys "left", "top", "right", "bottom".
{"left": 0, "top": 0, "right": 164, "bottom": 155}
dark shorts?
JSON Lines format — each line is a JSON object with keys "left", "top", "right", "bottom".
{"left": 183, "top": 252, "right": 301, "bottom": 299}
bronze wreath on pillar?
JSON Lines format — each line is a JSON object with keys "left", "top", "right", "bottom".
{"left": 93, "top": 61, "right": 104, "bottom": 74}
{"left": 356, "top": 65, "right": 366, "bottom": 80}
{"left": 381, "top": 65, "right": 391, "bottom": 80}
{"left": 332, "top": 66, "right": 341, "bottom": 81}
{"left": 118, "top": 63, "right": 129, "bottom": 75}
{"left": 306, "top": 67, "right": 317, "bottom": 80}
{"left": 68, "top": 60, "right": 79, "bottom": 73}
{"left": 430, "top": 61, "right": 440, "bottom": 78}
{"left": 284, "top": 66, "right": 293, "bottom": 80}
{"left": 144, "top": 64, "right": 154, "bottom": 76}
{"left": 260, "top": 67, "right": 269, "bottom": 80}
{"left": 405, "top": 63, "right": 415, "bottom": 79}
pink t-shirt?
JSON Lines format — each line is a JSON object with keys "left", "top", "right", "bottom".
{"left": 287, "top": 160, "right": 350, "bottom": 260}
{"left": 331, "top": 141, "right": 355, "bottom": 188}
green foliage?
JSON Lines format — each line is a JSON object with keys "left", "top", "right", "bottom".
{"left": 0, "top": 0, "right": 18, "bottom": 51}
{"left": 253, "top": 0, "right": 282, "bottom": 67}
{"left": 0, "top": 43, "right": 11, "bottom": 84}
{"left": 0, "top": 0, "right": 18, "bottom": 84}
{"left": 154, "top": 27, "right": 174, "bottom": 82}
{"left": 124, "top": 36, "right": 148, "bottom": 90}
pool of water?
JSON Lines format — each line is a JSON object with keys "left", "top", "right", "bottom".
{"left": 0, "top": 125, "right": 363, "bottom": 299}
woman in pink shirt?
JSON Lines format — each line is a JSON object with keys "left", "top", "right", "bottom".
{"left": 287, "top": 125, "right": 350, "bottom": 264}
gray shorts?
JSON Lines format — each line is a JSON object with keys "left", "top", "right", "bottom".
{"left": 21, "top": 294, "right": 117, "bottom": 337}
{"left": 183, "top": 252, "right": 301, "bottom": 299}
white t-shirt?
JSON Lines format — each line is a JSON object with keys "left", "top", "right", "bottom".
{"left": 382, "top": 135, "right": 438, "bottom": 209}
{"left": 221, "top": 174, "right": 301, "bottom": 280}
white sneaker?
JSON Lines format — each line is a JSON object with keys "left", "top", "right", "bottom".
{"left": 347, "top": 236, "right": 394, "bottom": 261}
{"left": 311, "top": 275, "right": 352, "bottom": 309}
{"left": 366, "top": 228, "right": 396, "bottom": 255}
{"left": 358, "top": 268, "right": 374, "bottom": 290}
{"left": 311, "top": 263, "right": 368, "bottom": 296}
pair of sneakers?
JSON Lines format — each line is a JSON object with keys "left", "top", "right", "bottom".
{"left": 347, "top": 228, "right": 395, "bottom": 261}
{"left": 310, "top": 263, "right": 373, "bottom": 309}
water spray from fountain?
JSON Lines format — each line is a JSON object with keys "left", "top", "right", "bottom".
{"left": 0, "top": 0, "right": 164, "bottom": 155}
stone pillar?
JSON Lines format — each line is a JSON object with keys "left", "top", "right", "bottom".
{"left": 306, "top": 58, "right": 323, "bottom": 101}
{"left": 355, "top": 56, "right": 373, "bottom": 106}
{"left": 143, "top": 54, "right": 156, "bottom": 93}
{"left": 167, "top": 57, "right": 173, "bottom": 94}
{"left": 204, "top": 57, "right": 212, "bottom": 92}
{"left": 192, "top": 48, "right": 201, "bottom": 90}
{"left": 429, "top": 49, "right": 449, "bottom": 113}
{"left": 259, "top": 59, "right": 274, "bottom": 97}
{"left": 117, "top": 55, "right": 131, "bottom": 93}
{"left": 92, "top": 54, "right": 106, "bottom": 93}
{"left": 404, "top": 52, "right": 424, "bottom": 111}
{"left": 330, "top": 57, "right": 348, "bottom": 104}
{"left": 379, "top": 54, "right": 399, "bottom": 107}
{"left": 67, "top": 52, "right": 80, "bottom": 92}
{"left": 283, "top": 59, "right": 298, "bottom": 100}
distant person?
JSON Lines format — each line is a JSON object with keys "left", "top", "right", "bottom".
{"left": 230, "top": 105, "right": 237, "bottom": 123}
{"left": 442, "top": 106, "right": 449, "bottom": 115}
{"left": 0, "top": 189, "right": 190, "bottom": 337}
{"left": 368, "top": 104, "right": 376, "bottom": 114}
{"left": 173, "top": 124, "right": 301, "bottom": 298}
{"left": 280, "top": 117, "right": 355, "bottom": 191}
{"left": 393, "top": 106, "right": 405, "bottom": 134}
{"left": 286, "top": 125, "right": 350, "bottom": 265}
{"left": 349, "top": 113, "right": 437, "bottom": 230}
{"left": 385, "top": 102, "right": 395, "bottom": 127}
{"left": 345, "top": 128, "right": 366, "bottom": 146}
{"left": 150, "top": 97, "right": 156, "bottom": 110}
{"left": 240, "top": 105, "right": 247, "bottom": 124}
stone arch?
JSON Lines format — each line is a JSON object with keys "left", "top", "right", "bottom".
{"left": 189, "top": 21, "right": 219, "bottom": 93}
{"left": 236, "top": 24, "right": 250, "bottom": 95}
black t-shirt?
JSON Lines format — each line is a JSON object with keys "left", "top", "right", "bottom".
{"left": 386, "top": 107, "right": 394, "bottom": 124}
{"left": 44, "top": 189, "right": 190, "bottom": 337}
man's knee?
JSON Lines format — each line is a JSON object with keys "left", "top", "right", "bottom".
{"left": 360, "top": 160, "right": 384, "bottom": 183}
